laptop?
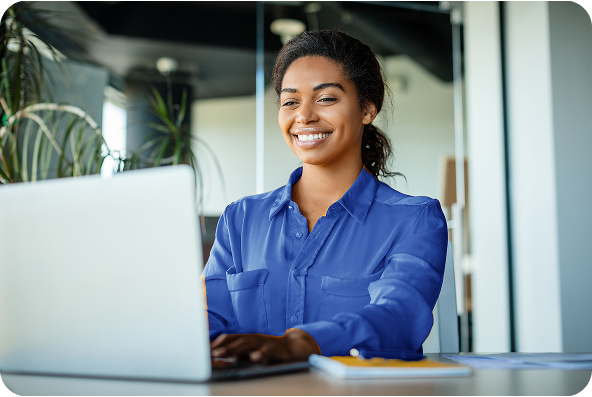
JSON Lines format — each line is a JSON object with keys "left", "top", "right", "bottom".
{"left": 0, "top": 165, "right": 308, "bottom": 382}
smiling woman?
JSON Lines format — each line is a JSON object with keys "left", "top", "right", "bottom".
{"left": 203, "top": 30, "right": 448, "bottom": 364}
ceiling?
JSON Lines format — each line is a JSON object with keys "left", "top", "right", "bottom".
{"left": 27, "top": 1, "right": 458, "bottom": 100}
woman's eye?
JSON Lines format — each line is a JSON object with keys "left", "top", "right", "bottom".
{"left": 282, "top": 101, "right": 297, "bottom": 107}
{"left": 319, "top": 97, "right": 337, "bottom": 103}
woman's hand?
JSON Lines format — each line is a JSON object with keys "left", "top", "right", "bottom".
{"left": 210, "top": 328, "right": 321, "bottom": 364}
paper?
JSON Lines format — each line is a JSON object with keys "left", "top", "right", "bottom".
{"left": 443, "top": 353, "right": 592, "bottom": 370}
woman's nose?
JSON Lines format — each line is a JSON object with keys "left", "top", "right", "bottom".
{"left": 296, "top": 102, "right": 318, "bottom": 124}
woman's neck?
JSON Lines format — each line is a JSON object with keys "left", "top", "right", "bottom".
{"left": 297, "top": 161, "right": 362, "bottom": 202}
{"left": 291, "top": 159, "right": 364, "bottom": 232}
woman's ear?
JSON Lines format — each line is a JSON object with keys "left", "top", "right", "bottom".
{"left": 362, "top": 103, "right": 378, "bottom": 125}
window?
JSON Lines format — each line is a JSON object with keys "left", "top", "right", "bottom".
{"left": 101, "top": 86, "right": 127, "bottom": 177}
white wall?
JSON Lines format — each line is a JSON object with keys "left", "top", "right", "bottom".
{"left": 191, "top": 96, "right": 257, "bottom": 216}
{"left": 380, "top": 55, "right": 455, "bottom": 199}
{"left": 548, "top": 1, "right": 592, "bottom": 353}
{"left": 502, "top": 1, "right": 592, "bottom": 352}
{"left": 464, "top": 1, "right": 511, "bottom": 353}
{"left": 192, "top": 54, "right": 455, "bottom": 215}
{"left": 505, "top": 1, "right": 563, "bottom": 353}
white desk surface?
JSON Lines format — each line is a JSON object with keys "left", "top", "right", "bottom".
{"left": 2, "top": 355, "right": 591, "bottom": 396}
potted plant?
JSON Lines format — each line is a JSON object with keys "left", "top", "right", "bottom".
{"left": 0, "top": 2, "right": 116, "bottom": 184}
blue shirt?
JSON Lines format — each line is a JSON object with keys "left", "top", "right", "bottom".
{"left": 203, "top": 167, "right": 448, "bottom": 356}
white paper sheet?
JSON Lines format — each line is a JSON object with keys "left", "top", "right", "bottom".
{"left": 443, "top": 353, "right": 592, "bottom": 370}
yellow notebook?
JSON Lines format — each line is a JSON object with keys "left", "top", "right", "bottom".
{"left": 309, "top": 354, "right": 472, "bottom": 379}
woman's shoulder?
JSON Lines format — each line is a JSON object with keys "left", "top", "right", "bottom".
{"left": 223, "top": 185, "right": 287, "bottom": 217}
{"left": 373, "top": 180, "right": 441, "bottom": 208}
{"left": 371, "top": 181, "right": 447, "bottom": 232}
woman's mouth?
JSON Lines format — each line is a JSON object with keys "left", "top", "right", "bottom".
{"left": 297, "top": 132, "right": 332, "bottom": 142}
{"left": 293, "top": 131, "right": 332, "bottom": 148}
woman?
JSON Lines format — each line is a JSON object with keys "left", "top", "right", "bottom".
{"left": 203, "top": 30, "right": 447, "bottom": 364}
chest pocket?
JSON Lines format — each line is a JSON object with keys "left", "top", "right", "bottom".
{"left": 226, "top": 267, "right": 268, "bottom": 334}
{"left": 320, "top": 269, "right": 384, "bottom": 320}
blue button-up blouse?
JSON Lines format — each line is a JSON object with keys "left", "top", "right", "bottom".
{"left": 203, "top": 167, "right": 448, "bottom": 356}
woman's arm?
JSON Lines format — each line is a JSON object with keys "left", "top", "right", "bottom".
{"left": 203, "top": 210, "right": 239, "bottom": 339}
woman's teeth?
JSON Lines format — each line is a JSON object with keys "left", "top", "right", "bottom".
{"left": 297, "top": 133, "right": 331, "bottom": 141}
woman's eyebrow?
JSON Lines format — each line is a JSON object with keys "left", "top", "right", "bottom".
{"left": 313, "top": 82, "right": 345, "bottom": 92}
{"left": 280, "top": 83, "right": 345, "bottom": 94}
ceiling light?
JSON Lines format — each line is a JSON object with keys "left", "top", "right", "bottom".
{"left": 270, "top": 19, "right": 306, "bottom": 44}
{"left": 304, "top": 2, "right": 321, "bottom": 13}
{"left": 156, "top": 57, "right": 178, "bottom": 76}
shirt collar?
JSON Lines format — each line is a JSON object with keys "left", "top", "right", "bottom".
{"left": 269, "top": 167, "right": 378, "bottom": 225}
{"left": 337, "top": 168, "right": 378, "bottom": 225}
{"left": 269, "top": 167, "right": 303, "bottom": 220}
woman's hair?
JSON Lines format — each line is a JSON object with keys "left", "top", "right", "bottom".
{"left": 273, "top": 30, "right": 401, "bottom": 180}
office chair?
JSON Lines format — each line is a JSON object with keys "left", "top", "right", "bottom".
{"left": 422, "top": 242, "right": 460, "bottom": 353}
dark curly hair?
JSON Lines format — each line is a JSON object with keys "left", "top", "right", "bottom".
{"left": 273, "top": 30, "right": 401, "bottom": 180}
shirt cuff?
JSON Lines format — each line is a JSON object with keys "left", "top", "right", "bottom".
{"left": 296, "top": 321, "right": 351, "bottom": 356}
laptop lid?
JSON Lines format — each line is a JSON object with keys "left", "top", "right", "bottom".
{"left": 0, "top": 166, "right": 211, "bottom": 382}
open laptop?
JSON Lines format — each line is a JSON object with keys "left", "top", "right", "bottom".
{"left": 0, "top": 165, "right": 308, "bottom": 382}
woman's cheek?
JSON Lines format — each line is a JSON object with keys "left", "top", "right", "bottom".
{"left": 278, "top": 111, "right": 290, "bottom": 134}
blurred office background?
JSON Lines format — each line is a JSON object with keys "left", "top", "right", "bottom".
{"left": 10, "top": 1, "right": 591, "bottom": 354}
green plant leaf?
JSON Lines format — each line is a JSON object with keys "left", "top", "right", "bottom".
{"left": 8, "top": 129, "right": 20, "bottom": 181}
{"left": 21, "top": 118, "right": 33, "bottom": 182}
{"left": 152, "top": 138, "right": 171, "bottom": 167}
{"left": 166, "top": 83, "right": 174, "bottom": 122}
{"left": 172, "top": 135, "right": 182, "bottom": 165}
{"left": 146, "top": 122, "right": 173, "bottom": 133}
{"left": 31, "top": 120, "right": 44, "bottom": 182}
{"left": 58, "top": 113, "right": 76, "bottom": 177}
{"left": 175, "top": 88, "right": 187, "bottom": 129}
{"left": 150, "top": 86, "right": 167, "bottom": 115}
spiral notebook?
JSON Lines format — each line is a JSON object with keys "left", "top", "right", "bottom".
{"left": 309, "top": 354, "right": 472, "bottom": 379}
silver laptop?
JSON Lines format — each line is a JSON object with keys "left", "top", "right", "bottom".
{"left": 0, "top": 166, "right": 307, "bottom": 382}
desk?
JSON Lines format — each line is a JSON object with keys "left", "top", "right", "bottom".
{"left": 2, "top": 355, "right": 591, "bottom": 396}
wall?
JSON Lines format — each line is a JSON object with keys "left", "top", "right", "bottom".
{"left": 464, "top": 1, "right": 511, "bottom": 353}
{"left": 42, "top": 59, "right": 108, "bottom": 179}
{"left": 548, "top": 1, "right": 592, "bottom": 353}
{"left": 44, "top": 59, "right": 108, "bottom": 127}
{"left": 192, "top": 54, "right": 455, "bottom": 216}
{"left": 380, "top": 55, "right": 455, "bottom": 199}
{"left": 190, "top": 96, "right": 257, "bottom": 216}
{"left": 504, "top": 1, "right": 592, "bottom": 352}
{"left": 505, "top": 0, "right": 563, "bottom": 353}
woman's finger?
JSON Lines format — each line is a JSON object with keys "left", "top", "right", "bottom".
{"left": 213, "top": 335, "right": 261, "bottom": 358}
{"left": 249, "top": 340, "right": 289, "bottom": 364}
{"left": 210, "top": 334, "right": 241, "bottom": 350}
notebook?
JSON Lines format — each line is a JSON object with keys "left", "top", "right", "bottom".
{"left": 309, "top": 354, "right": 472, "bottom": 378}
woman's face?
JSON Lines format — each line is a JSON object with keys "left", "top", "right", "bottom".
{"left": 278, "top": 56, "right": 376, "bottom": 169}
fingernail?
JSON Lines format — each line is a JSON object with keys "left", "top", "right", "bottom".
{"left": 212, "top": 348, "right": 223, "bottom": 357}
{"left": 250, "top": 351, "right": 262, "bottom": 361}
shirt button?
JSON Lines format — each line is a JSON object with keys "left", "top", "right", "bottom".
{"left": 290, "top": 315, "right": 298, "bottom": 323}
{"left": 288, "top": 205, "right": 293, "bottom": 211}
{"left": 295, "top": 231, "right": 302, "bottom": 238}
{"left": 293, "top": 269, "right": 300, "bottom": 276}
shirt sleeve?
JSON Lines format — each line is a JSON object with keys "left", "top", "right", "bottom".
{"left": 202, "top": 209, "right": 239, "bottom": 340}
{"left": 295, "top": 200, "right": 448, "bottom": 356}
